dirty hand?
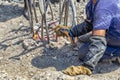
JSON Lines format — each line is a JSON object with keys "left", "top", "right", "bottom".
{"left": 53, "top": 25, "right": 76, "bottom": 44}
{"left": 53, "top": 25, "right": 71, "bottom": 37}
{"left": 62, "top": 65, "right": 92, "bottom": 76}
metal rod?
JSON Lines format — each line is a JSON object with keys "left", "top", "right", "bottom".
{"left": 41, "top": 0, "right": 44, "bottom": 40}
{"left": 47, "top": 0, "right": 54, "bottom": 20}
{"left": 59, "top": 0, "right": 65, "bottom": 24}
{"left": 65, "top": 0, "right": 69, "bottom": 26}
{"left": 38, "top": 0, "right": 43, "bottom": 16}
{"left": 43, "top": 0, "right": 50, "bottom": 43}
{"left": 26, "top": 0, "right": 33, "bottom": 33}
{"left": 33, "top": 0, "right": 38, "bottom": 23}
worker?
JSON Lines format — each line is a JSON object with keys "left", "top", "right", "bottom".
{"left": 54, "top": 0, "right": 120, "bottom": 76}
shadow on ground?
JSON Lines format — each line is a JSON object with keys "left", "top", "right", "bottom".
{"left": 0, "top": 25, "right": 36, "bottom": 60}
{"left": 31, "top": 44, "right": 81, "bottom": 71}
{"left": 95, "top": 62, "right": 120, "bottom": 74}
{"left": 0, "top": 26, "right": 30, "bottom": 51}
{"left": 0, "top": 4, "right": 23, "bottom": 22}
{"left": 31, "top": 42, "right": 120, "bottom": 74}
{"left": 0, "top": 0, "right": 60, "bottom": 22}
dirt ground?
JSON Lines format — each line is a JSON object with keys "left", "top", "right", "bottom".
{"left": 0, "top": 1, "right": 120, "bottom": 80}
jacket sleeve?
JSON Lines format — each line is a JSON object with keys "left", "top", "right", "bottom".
{"left": 69, "top": 20, "right": 93, "bottom": 37}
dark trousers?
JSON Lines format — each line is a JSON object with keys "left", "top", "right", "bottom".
{"left": 69, "top": 23, "right": 120, "bottom": 61}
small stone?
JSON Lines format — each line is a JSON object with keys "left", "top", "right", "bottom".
{"left": 22, "top": 39, "right": 35, "bottom": 50}
{"left": 52, "top": 56, "right": 57, "bottom": 60}
{"left": 47, "top": 42, "right": 58, "bottom": 50}
{"left": 0, "top": 57, "right": 3, "bottom": 60}
{"left": 66, "top": 53, "right": 73, "bottom": 57}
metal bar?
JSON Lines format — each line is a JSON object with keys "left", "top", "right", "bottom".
{"left": 70, "top": 0, "right": 77, "bottom": 27}
{"left": 59, "top": 0, "right": 65, "bottom": 24}
{"left": 41, "top": 0, "right": 44, "bottom": 40}
{"left": 64, "top": 0, "right": 69, "bottom": 26}
{"left": 33, "top": 0, "right": 38, "bottom": 23}
{"left": 35, "top": 0, "right": 43, "bottom": 35}
{"left": 26, "top": 0, "right": 33, "bottom": 33}
{"left": 38, "top": 0, "right": 43, "bottom": 16}
{"left": 47, "top": 0, "right": 54, "bottom": 20}
{"left": 43, "top": 0, "right": 50, "bottom": 43}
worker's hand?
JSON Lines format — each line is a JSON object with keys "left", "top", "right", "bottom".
{"left": 53, "top": 25, "right": 71, "bottom": 37}
{"left": 53, "top": 25, "right": 76, "bottom": 44}
{"left": 62, "top": 65, "right": 92, "bottom": 76}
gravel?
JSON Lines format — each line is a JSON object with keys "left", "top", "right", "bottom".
{"left": 0, "top": 1, "right": 120, "bottom": 80}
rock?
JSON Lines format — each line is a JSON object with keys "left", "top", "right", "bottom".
{"left": 22, "top": 39, "right": 40, "bottom": 50}
{"left": 46, "top": 42, "right": 58, "bottom": 50}
{"left": 0, "top": 57, "right": 3, "bottom": 60}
